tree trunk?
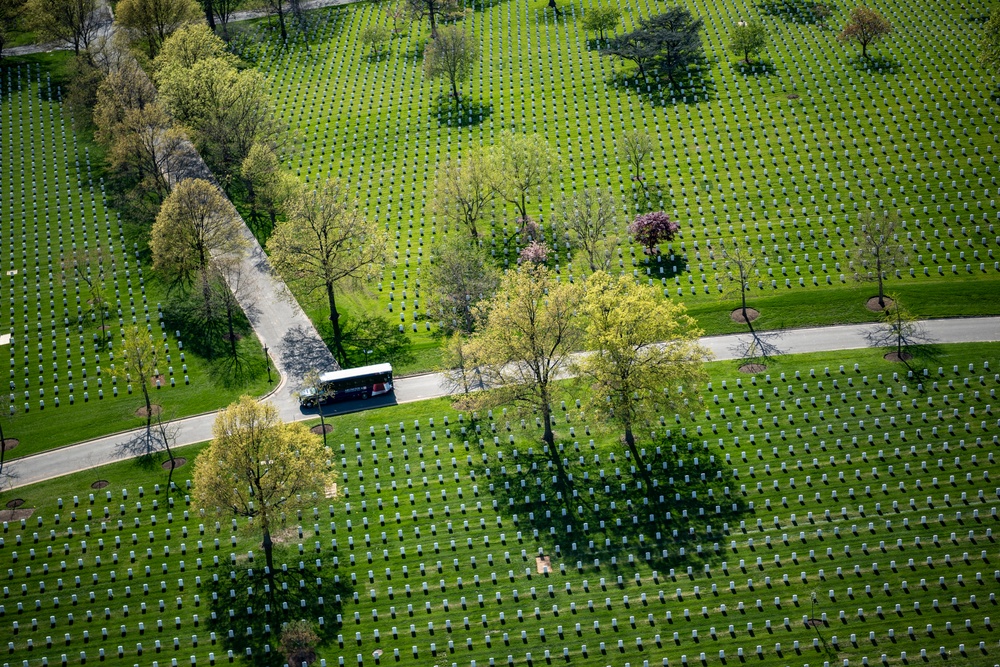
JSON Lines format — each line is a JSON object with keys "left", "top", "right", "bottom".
{"left": 875, "top": 253, "right": 885, "bottom": 308}
{"left": 623, "top": 425, "right": 655, "bottom": 502}
{"left": 740, "top": 279, "right": 749, "bottom": 323}
{"left": 276, "top": 0, "right": 288, "bottom": 41}
{"left": 262, "top": 525, "right": 277, "bottom": 592}
{"left": 326, "top": 281, "right": 348, "bottom": 366}
{"left": 203, "top": 0, "right": 217, "bottom": 31}
{"left": 226, "top": 298, "right": 238, "bottom": 359}
{"left": 451, "top": 79, "right": 460, "bottom": 106}
{"left": 540, "top": 394, "right": 554, "bottom": 449}
{"left": 141, "top": 382, "right": 153, "bottom": 454}
{"left": 429, "top": 8, "right": 437, "bottom": 37}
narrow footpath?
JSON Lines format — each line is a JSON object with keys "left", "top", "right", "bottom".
{"left": 7, "top": 316, "right": 999, "bottom": 489}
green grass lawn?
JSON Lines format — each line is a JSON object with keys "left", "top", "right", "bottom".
{"left": 0, "top": 53, "right": 272, "bottom": 458}
{"left": 1, "top": 341, "right": 998, "bottom": 667}
{"left": 228, "top": 0, "right": 1000, "bottom": 374}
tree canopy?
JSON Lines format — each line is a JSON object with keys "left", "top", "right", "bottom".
{"left": 604, "top": 6, "right": 704, "bottom": 83}
{"left": 838, "top": 5, "right": 891, "bottom": 60}
{"left": 727, "top": 19, "right": 767, "bottom": 65}
{"left": 423, "top": 24, "right": 479, "bottom": 106}
{"left": 581, "top": 4, "right": 620, "bottom": 40}
{"left": 115, "top": 0, "right": 201, "bottom": 59}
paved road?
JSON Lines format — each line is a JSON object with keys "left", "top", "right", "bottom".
{"left": 7, "top": 316, "right": 999, "bottom": 489}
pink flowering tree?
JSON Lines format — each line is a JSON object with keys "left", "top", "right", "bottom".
{"left": 628, "top": 211, "right": 679, "bottom": 254}
{"left": 519, "top": 240, "right": 549, "bottom": 265}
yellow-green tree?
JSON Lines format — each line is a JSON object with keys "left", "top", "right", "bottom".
{"left": 115, "top": 0, "right": 201, "bottom": 59}
{"left": 266, "top": 179, "right": 388, "bottom": 365}
{"left": 493, "top": 130, "right": 557, "bottom": 223}
{"left": 193, "top": 396, "right": 333, "bottom": 584}
{"left": 150, "top": 178, "right": 247, "bottom": 283}
{"left": 152, "top": 22, "right": 239, "bottom": 77}
{"left": 577, "top": 272, "right": 709, "bottom": 477}
{"left": 106, "top": 326, "right": 162, "bottom": 453}
{"left": 464, "top": 264, "right": 582, "bottom": 451}
{"left": 431, "top": 147, "right": 497, "bottom": 240}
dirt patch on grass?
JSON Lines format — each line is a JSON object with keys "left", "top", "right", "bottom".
{"left": 536, "top": 555, "right": 552, "bottom": 574}
{"left": 91, "top": 480, "right": 110, "bottom": 490}
{"left": 311, "top": 424, "right": 333, "bottom": 435}
{"left": 270, "top": 526, "right": 300, "bottom": 545}
{"left": 865, "top": 296, "right": 894, "bottom": 312}
{"left": 162, "top": 457, "right": 187, "bottom": 470}
{"left": 805, "top": 618, "right": 823, "bottom": 627}
{"left": 739, "top": 363, "right": 767, "bottom": 373}
{"left": 5, "top": 498, "right": 25, "bottom": 509}
{"left": 135, "top": 404, "right": 163, "bottom": 417}
{"left": 884, "top": 351, "right": 913, "bottom": 362}
{"left": 1, "top": 438, "right": 18, "bottom": 452}
{"left": 0, "top": 507, "right": 34, "bottom": 522}
{"left": 730, "top": 307, "right": 760, "bottom": 323}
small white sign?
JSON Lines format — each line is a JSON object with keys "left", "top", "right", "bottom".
{"left": 0, "top": 334, "right": 9, "bottom": 346}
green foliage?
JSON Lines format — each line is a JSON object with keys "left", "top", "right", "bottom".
{"left": 359, "top": 21, "right": 391, "bottom": 56}
{"left": 603, "top": 6, "right": 704, "bottom": 83}
{"left": 727, "top": 18, "right": 767, "bottom": 64}
{"left": 423, "top": 24, "right": 479, "bottom": 106}
{"left": 979, "top": 6, "right": 1000, "bottom": 78}
{"left": 580, "top": 3, "right": 620, "bottom": 40}
{"left": 116, "top": 0, "right": 202, "bottom": 59}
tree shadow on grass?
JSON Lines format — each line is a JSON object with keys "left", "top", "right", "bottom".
{"left": 432, "top": 94, "right": 493, "bottom": 127}
{"left": 847, "top": 54, "right": 899, "bottom": 73}
{"left": 756, "top": 0, "right": 833, "bottom": 25}
{"left": 608, "top": 58, "right": 716, "bottom": 107}
{"left": 734, "top": 60, "right": 777, "bottom": 76}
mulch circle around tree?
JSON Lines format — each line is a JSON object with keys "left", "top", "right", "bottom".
{"left": 5, "top": 498, "right": 24, "bottom": 509}
{"left": 1, "top": 438, "right": 18, "bottom": 452}
{"left": 730, "top": 307, "right": 760, "bottom": 323}
{"left": 162, "top": 457, "right": 187, "bottom": 470}
{"left": 884, "top": 351, "right": 913, "bottom": 362}
{"left": 135, "top": 404, "right": 163, "bottom": 418}
{"left": 806, "top": 618, "right": 823, "bottom": 627}
{"left": 865, "top": 296, "right": 895, "bottom": 312}
{"left": 739, "top": 363, "right": 767, "bottom": 373}
{"left": 91, "top": 480, "right": 110, "bottom": 490}
{"left": 311, "top": 424, "right": 334, "bottom": 435}
{"left": 151, "top": 375, "right": 166, "bottom": 386}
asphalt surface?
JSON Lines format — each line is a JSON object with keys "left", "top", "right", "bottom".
{"left": 6, "top": 316, "right": 999, "bottom": 489}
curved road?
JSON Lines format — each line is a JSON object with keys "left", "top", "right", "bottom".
{"left": 7, "top": 316, "right": 999, "bottom": 489}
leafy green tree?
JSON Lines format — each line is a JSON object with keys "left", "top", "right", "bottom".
{"left": 838, "top": 5, "right": 891, "bottom": 61}
{"left": 493, "top": 130, "right": 558, "bottom": 222}
{"left": 980, "top": 7, "right": 1000, "bottom": 78}
{"left": 464, "top": 265, "right": 583, "bottom": 451}
{"left": 106, "top": 326, "right": 162, "bottom": 453}
{"left": 266, "top": 179, "right": 388, "bottom": 365}
{"left": 193, "top": 396, "right": 334, "bottom": 604}
{"left": 116, "top": 0, "right": 201, "bottom": 59}
{"left": 581, "top": 3, "right": 620, "bottom": 40}
{"left": 360, "top": 21, "right": 391, "bottom": 56}
{"left": 150, "top": 178, "right": 247, "bottom": 284}
{"left": 342, "top": 313, "right": 414, "bottom": 367}
{"left": 240, "top": 142, "right": 294, "bottom": 240}
{"left": 406, "top": 0, "right": 459, "bottom": 36}
{"left": 423, "top": 24, "right": 479, "bottom": 106}
{"left": 728, "top": 19, "right": 767, "bottom": 64}
{"left": 26, "top": 0, "right": 101, "bottom": 54}
{"left": 604, "top": 6, "right": 704, "bottom": 84}
{"left": 577, "top": 271, "right": 708, "bottom": 480}
{"left": 0, "top": 0, "right": 26, "bottom": 63}
{"left": 153, "top": 22, "right": 238, "bottom": 76}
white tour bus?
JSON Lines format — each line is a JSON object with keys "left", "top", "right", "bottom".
{"left": 299, "top": 363, "right": 394, "bottom": 407}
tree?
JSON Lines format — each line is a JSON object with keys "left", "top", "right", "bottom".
{"left": 212, "top": 0, "right": 242, "bottom": 35}
{"left": 428, "top": 236, "right": 500, "bottom": 334}
{"left": 864, "top": 296, "right": 929, "bottom": 363}
{"left": 581, "top": 3, "right": 620, "bottom": 41}
{"left": 728, "top": 19, "right": 767, "bottom": 64}
{"left": 158, "top": 57, "right": 282, "bottom": 177}
{"left": 385, "top": 0, "right": 410, "bottom": 35}
{"left": 405, "top": 0, "right": 459, "bottom": 37}
{"left": 423, "top": 24, "right": 479, "bottom": 107}
{"left": 431, "top": 148, "right": 497, "bottom": 240}
{"left": 26, "top": 0, "right": 101, "bottom": 54}
{"left": 464, "top": 265, "right": 583, "bottom": 453}
{"left": 577, "top": 271, "right": 708, "bottom": 486}
{"left": 979, "top": 6, "right": 1000, "bottom": 78}
{"left": 618, "top": 128, "right": 654, "bottom": 188}
{"left": 153, "top": 22, "right": 239, "bottom": 76}
{"left": 603, "top": 6, "right": 703, "bottom": 84}
{"left": 107, "top": 326, "right": 162, "bottom": 452}
{"left": 718, "top": 238, "right": 757, "bottom": 323}
{"left": 266, "top": 179, "right": 388, "bottom": 365}
{"left": 493, "top": 130, "right": 557, "bottom": 223}
{"left": 72, "top": 247, "right": 111, "bottom": 339}
{"left": 151, "top": 178, "right": 248, "bottom": 284}
{"left": 439, "top": 330, "right": 483, "bottom": 400}
{"left": 240, "top": 142, "right": 294, "bottom": 240}
{"left": 360, "top": 21, "right": 391, "bottom": 56}
{"left": 193, "top": 396, "right": 333, "bottom": 593}
{"left": 115, "top": 0, "right": 201, "bottom": 59}
{"left": 280, "top": 620, "right": 320, "bottom": 667}
{"left": 850, "top": 209, "right": 906, "bottom": 310}
{"left": 0, "top": 394, "right": 18, "bottom": 493}
{"left": 341, "top": 313, "right": 414, "bottom": 367}
{"left": 0, "top": 0, "right": 26, "bottom": 64}
{"left": 561, "top": 189, "right": 619, "bottom": 273}
{"left": 838, "top": 6, "right": 890, "bottom": 61}
{"left": 519, "top": 240, "right": 549, "bottom": 265}
{"left": 104, "top": 103, "right": 187, "bottom": 204}
{"left": 628, "top": 210, "right": 679, "bottom": 254}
